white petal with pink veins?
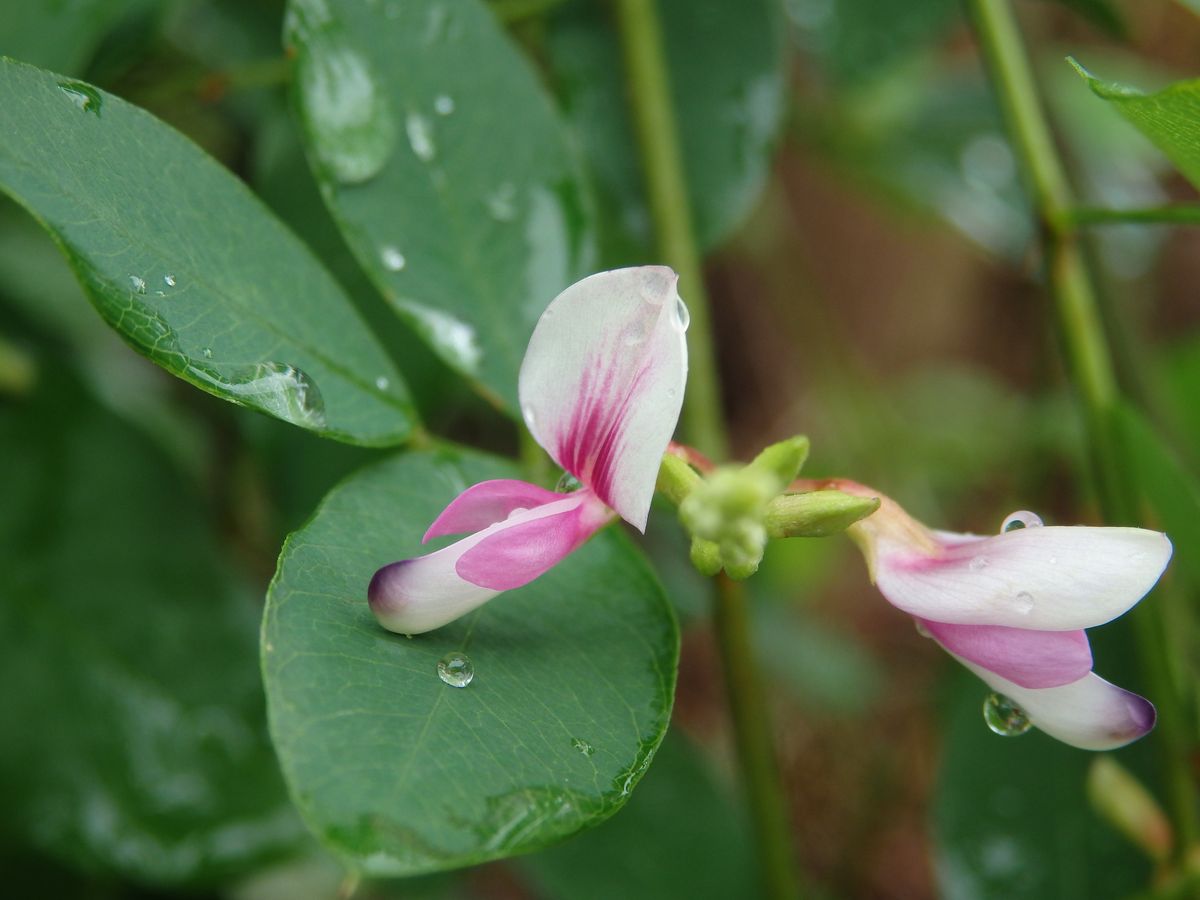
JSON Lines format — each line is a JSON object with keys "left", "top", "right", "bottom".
{"left": 518, "top": 266, "right": 688, "bottom": 532}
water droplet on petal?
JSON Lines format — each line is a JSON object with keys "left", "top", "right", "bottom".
{"left": 666, "top": 387, "right": 677, "bottom": 398}
{"left": 969, "top": 556, "right": 989, "bottom": 571}
{"left": 58, "top": 81, "right": 103, "bottom": 115}
{"left": 1013, "top": 591, "right": 1035, "bottom": 615}
{"left": 298, "top": 42, "right": 396, "bottom": 185}
{"left": 1001, "top": 510, "right": 1043, "bottom": 532}
{"left": 380, "top": 245, "right": 406, "bottom": 271}
{"left": 163, "top": 274, "right": 176, "bottom": 288}
{"left": 437, "top": 651, "right": 473, "bottom": 688}
{"left": 571, "top": 737, "right": 595, "bottom": 757}
{"left": 983, "top": 692, "right": 1032, "bottom": 736}
{"left": 555, "top": 472, "right": 582, "bottom": 493}
{"left": 434, "top": 94, "right": 455, "bottom": 115}
{"left": 672, "top": 296, "right": 691, "bottom": 332}
{"left": 375, "top": 375, "right": 389, "bottom": 390}
{"left": 914, "top": 620, "right": 932, "bottom": 638}
{"left": 129, "top": 275, "right": 147, "bottom": 294}
{"left": 405, "top": 111, "right": 436, "bottom": 162}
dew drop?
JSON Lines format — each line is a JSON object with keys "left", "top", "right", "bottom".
{"left": 299, "top": 43, "right": 396, "bottom": 185}
{"left": 1001, "top": 510, "right": 1043, "bottom": 532}
{"left": 405, "top": 111, "right": 436, "bottom": 162}
{"left": 202, "top": 347, "right": 213, "bottom": 359}
{"left": 58, "top": 80, "right": 103, "bottom": 115}
{"left": 380, "top": 245, "right": 406, "bottom": 271}
{"left": 129, "top": 275, "right": 147, "bottom": 294}
{"left": 555, "top": 472, "right": 582, "bottom": 493}
{"left": 437, "top": 651, "right": 474, "bottom": 688}
{"left": 1013, "top": 591, "right": 1035, "bottom": 615}
{"left": 186, "top": 361, "right": 326, "bottom": 429}
{"left": 666, "top": 387, "right": 677, "bottom": 398}
{"left": 375, "top": 375, "right": 389, "bottom": 390}
{"left": 163, "top": 274, "right": 177, "bottom": 288}
{"left": 969, "top": 556, "right": 989, "bottom": 571}
{"left": 486, "top": 182, "right": 518, "bottom": 222}
{"left": 434, "top": 94, "right": 455, "bottom": 115}
{"left": 571, "top": 738, "right": 595, "bottom": 757}
{"left": 672, "top": 296, "right": 691, "bottom": 332}
{"left": 983, "top": 692, "right": 1032, "bottom": 736}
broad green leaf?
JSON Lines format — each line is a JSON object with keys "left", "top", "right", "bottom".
{"left": 0, "top": 58, "right": 414, "bottom": 446}
{"left": 262, "top": 448, "right": 679, "bottom": 876}
{"left": 933, "top": 673, "right": 1150, "bottom": 899}
{"left": 547, "top": 0, "right": 786, "bottom": 262}
{"left": 1072, "top": 60, "right": 1200, "bottom": 192}
{"left": 520, "top": 730, "right": 757, "bottom": 899}
{"left": 286, "top": 0, "right": 595, "bottom": 411}
{"left": 0, "top": 364, "right": 305, "bottom": 883}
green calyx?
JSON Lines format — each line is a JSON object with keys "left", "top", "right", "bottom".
{"left": 765, "top": 490, "right": 880, "bottom": 538}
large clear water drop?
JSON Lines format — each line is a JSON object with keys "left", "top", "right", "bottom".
{"left": 437, "top": 652, "right": 474, "bottom": 688}
{"left": 983, "top": 692, "right": 1032, "bottom": 736}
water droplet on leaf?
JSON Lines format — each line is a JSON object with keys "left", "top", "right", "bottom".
{"left": 298, "top": 41, "right": 396, "bottom": 185}
{"left": 434, "top": 94, "right": 455, "bottom": 115}
{"left": 486, "top": 182, "right": 518, "bottom": 222}
{"left": 186, "top": 361, "right": 327, "bottom": 429}
{"left": 163, "top": 274, "right": 176, "bottom": 288}
{"left": 1002, "top": 510, "right": 1043, "bottom": 532}
{"left": 375, "top": 375, "right": 389, "bottom": 390}
{"left": 983, "top": 692, "right": 1032, "bottom": 736}
{"left": 571, "top": 738, "right": 595, "bottom": 757}
{"left": 129, "top": 275, "right": 147, "bottom": 294}
{"left": 202, "top": 347, "right": 213, "bottom": 359}
{"left": 555, "top": 472, "right": 582, "bottom": 493}
{"left": 380, "top": 245, "right": 406, "bottom": 271}
{"left": 58, "top": 81, "right": 102, "bottom": 115}
{"left": 437, "top": 652, "right": 473, "bottom": 688}
{"left": 405, "top": 111, "right": 436, "bottom": 162}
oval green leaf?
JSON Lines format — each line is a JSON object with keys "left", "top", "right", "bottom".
{"left": 548, "top": 0, "right": 787, "bottom": 262}
{"left": 0, "top": 366, "right": 305, "bottom": 883}
{"left": 262, "top": 448, "right": 679, "bottom": 876}
{"left": 286, "top": 0, "right": 595, "bottom": 411}
{"left": 1071, "top": 59, "right": 1200, "bottom": 192}
{"left": 0, "top": 58, "right": 414, "bottom": 446}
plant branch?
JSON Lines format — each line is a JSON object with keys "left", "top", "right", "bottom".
{"left": 966, "top": 0, "right": 1197, "bottom": 853}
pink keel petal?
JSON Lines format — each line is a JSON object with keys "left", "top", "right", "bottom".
{"left": 920, "top": 619, "right": 1092, "bottom": 688}
{"left": 456, "top": 492, "right": 612, "bottom": 590}
{"left": 518, "top": 266, "right": 688, "bottom": 531}
{"left": 369, "top": 543, "right": 498, "bottom": 636}
{"left": 423, "top": 479, "right": 564, "bottom": 542}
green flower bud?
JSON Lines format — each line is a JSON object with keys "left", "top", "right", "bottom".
{"left": 746, "top": 435, "right": 810, "bottom": 493}
{"left": 689, "top": 537, "right": 722, "bottom": 576}
{"left": 765, "top": 490, "right": 881, "bottom": 538}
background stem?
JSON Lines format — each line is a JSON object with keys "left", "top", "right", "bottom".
{"left": 965, "top": 0, "right": 1197, "bottom": 853}
{"left": 613, "top": 1, "right": 800, "bottom": 896}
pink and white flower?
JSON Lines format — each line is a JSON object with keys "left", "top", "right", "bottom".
{"left": 369, "top": 267, "right": 689, "bottom": 635}
{"left": 827, "top": 479, "right": 1172, "bottom": 750}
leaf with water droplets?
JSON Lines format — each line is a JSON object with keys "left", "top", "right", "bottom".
{"left": 0, "top": 57, "right": 414, "bottom": 446}
{"left": 546, "top": 0, "right": 787, "bottom": 262}
{"left": 0, "top": 368, "right": 305, "bottom": 883}
{"left": 286, "top": 0, "right": 595, "bottom": 411}
{"left": 262, "top": 447, "right": 678, "bottom": 875}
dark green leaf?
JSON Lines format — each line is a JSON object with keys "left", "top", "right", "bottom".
{"left": 286, "top": 0, "right": 595, "bottom": 411}
{"left": 0, "top": 365, "right": 305, "bottom": 883}
{"left": 1072, "top": 60, "right": 1200, "bottom": 192}
{"left": 548, "top": 0, "right": 786, "bottom": 262}
{"left": 933, "top": 674, "right": 1150, "bottom": 899}
{"left": 520, "top": 730, "right": 757, "bottom": 899}
{"left": 0, "top": 58, "right": 414, "bottom": 446}
{"left": 0, "top": 0, "right": 156, "bottom": 76}
{"left": 262, "top": 448, "right": 679, "bottom": 875}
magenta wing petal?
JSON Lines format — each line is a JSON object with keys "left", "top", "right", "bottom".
{"left": 920, "top": 619, "right": 1093, "bottom": 688}
{"left": 455, "top": 492, "right": 612, "bottom": 590}
{"left": 423, "top": 479, "right": 565, "bottom": 542}
{"left": 518, "top": 266, "right": 688, "bottom": 531}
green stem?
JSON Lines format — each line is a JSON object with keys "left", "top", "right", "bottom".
{"left": 612, "top": 0, "right": 727, "bottom": 461}
{"left": 1067, "top": 205, "right": 1200, "bottom": 228}
{"left": 613, "top": 2, "right": 799, "bottom": 896}
{"left": 966, "top": 0, "right": 1197, "bottom": 854}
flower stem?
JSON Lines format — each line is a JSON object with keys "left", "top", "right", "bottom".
{"left": 966, "top": 0, "right": 1197, "bottom": 853}
{"left": 613, "top": 2, "right": 800, "bottom": 897}
{"left": 612, "top": 0, "right": 727, "bottom": 461}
